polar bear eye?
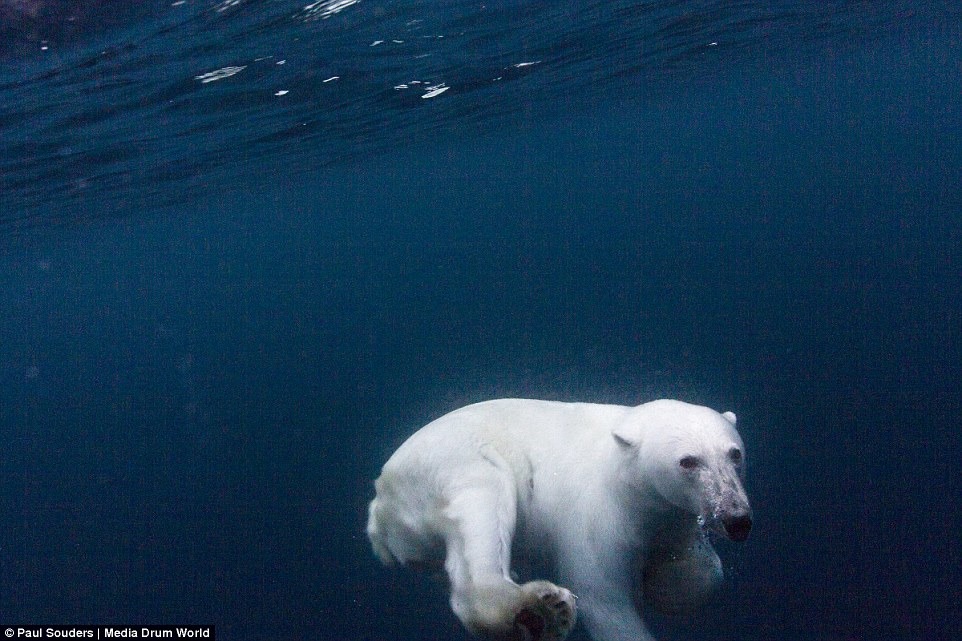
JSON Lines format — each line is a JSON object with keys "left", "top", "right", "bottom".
{"left": 679, "top": 455, "right": 701, "bottom": 471}
{"left": 728, "top": 447, "right": 743, "bottom": 463}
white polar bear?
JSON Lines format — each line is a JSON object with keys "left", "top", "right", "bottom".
{"left": 366, "top": 398, "right": 752, "bottom": 641}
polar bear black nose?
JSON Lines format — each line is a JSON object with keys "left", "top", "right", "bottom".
{"left": 722, "top": 514, "right": 752, "bottom": 542}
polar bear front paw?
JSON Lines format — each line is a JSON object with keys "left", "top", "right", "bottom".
{"left": 513, "top": 581, "right": 576, "bottom": 641}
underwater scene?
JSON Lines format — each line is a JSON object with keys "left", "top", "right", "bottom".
{"left": 1, "top": 1, "right": 960, "bottom": 639}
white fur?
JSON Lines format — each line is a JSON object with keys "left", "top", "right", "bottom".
{"left": 367, "top": 398, "right": 751, "bottom": 641}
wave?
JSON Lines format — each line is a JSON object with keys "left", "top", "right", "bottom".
{"left": 0, "top": 0, "right": 945, "bottom": 232}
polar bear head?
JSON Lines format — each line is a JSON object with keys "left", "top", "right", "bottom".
{"left": 613, "top": 399, "right": 752, "bottom": 542}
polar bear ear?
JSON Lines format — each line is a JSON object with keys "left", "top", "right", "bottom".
{"left": 722, "top": 411, "right": 737, "bottom": 425}
{"left": 612, "top": 424, "right": 642, "bottom": 449}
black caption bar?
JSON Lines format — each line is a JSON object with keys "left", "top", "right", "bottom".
{"left": 2, "top": 628, "right": 214, "bottom": 640}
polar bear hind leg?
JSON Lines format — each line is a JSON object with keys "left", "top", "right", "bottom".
{"left": 367, "top": 492, "right": 444, "bottom": 569}
{"left": 442, "top": 478, "right": 576, "bottom": 640}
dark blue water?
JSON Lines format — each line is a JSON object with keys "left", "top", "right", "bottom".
{"left": 1, "top": 1, "right": 960, "bottom": 639}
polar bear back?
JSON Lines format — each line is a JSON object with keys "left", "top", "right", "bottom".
{"left": 385, "top": 398, "right": 630, "bottom": 474}
{"left": 382, "top": 401, "right": 630, "bottom": 503}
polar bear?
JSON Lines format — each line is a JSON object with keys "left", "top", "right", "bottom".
{"left": 366, "top": 398, "right": 751, "bottom": 641}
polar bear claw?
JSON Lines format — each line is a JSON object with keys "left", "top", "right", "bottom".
{"left": 513, "top": 581, "right": 576, "bottom": 641}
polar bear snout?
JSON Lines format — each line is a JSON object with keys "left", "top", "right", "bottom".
{"left": 704, "top": 472, "right": 752, "bottom": 542}
{"left": 721, "top": 512, "right": 752, "bottom": 542}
